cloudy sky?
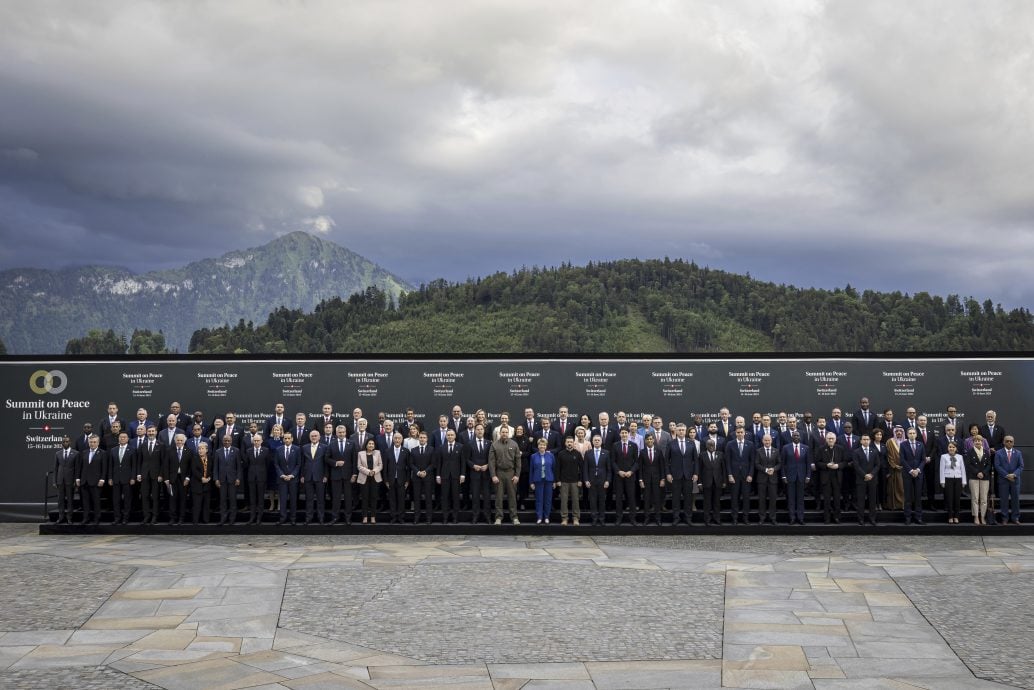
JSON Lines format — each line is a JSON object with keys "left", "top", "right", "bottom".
{"left": 1, "top": 0, "right": 1032, "bottom": 307}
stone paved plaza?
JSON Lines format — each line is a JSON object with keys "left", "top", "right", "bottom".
{"left": 1, "top": 524, "right": 1033, "bottom": 689}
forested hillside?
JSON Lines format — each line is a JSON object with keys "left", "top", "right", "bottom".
{"left": 187, "top": 259, "right": 1034, "bottom": 354}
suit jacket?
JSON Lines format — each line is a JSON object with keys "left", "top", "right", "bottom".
{"left": 166, "top": 445, "right": 194, "bottom": 481}
{"left": 582, "top": 448, "right": 613, "bottom": 484}
{"left": 994, "top": 448, "right": 1024, "bottom": 477}
{"left": 189, "top": 452, "right": 212, "bottom": 488}
{"left": 185, "top": 435, "right": 207, "bottom": 456}
{"left": 780, "top": 443, "right": 811, "bottom": 482}
{"left": 73, "top": 433, "right": 93, "bottom": 453}
{"left": 54, "top": 447, "right": 78, "bottom": 485}
{"left": 837, "top": 434, "right": 858, "bottom": 457}
{"left": 610, "top": 440, "right": 639, "bottom": 473}
{"left": 817, "top": 444, "right": 848, "bottom": 483}
{"left": 646, "top": 430, "right": 672, "bottom": 459}
{"left": 356, "top": 450, "right": 383, "bottom": 484}
{"left": 384, "top": 445, "right": 410, "bottom": 484}
{"left": 448, "top": 416, "right": 467, "bottom": 435}
{"left": 76, "top": 448, "right": 108, "bottom": 485}
{"left": 137, "top": 440, "right": 165, "bottom": 479}
{"left": 724, "top": 439, "right": 755, "bottom": 480}
{"left": 695, "top": 449, "right": 724, "bottom": 488}
{"left": 964, "top": 448, "right": 993, "bottom": 480}
{"left": 980, "top": 424, "right": 1007, "bottom": 451}
{"left": 109, "top": 445, "right": 138, "bottom": 484}
{"left": 937, "top": 434, "right": 964, "bottom": 457}
{"left": 807, "top": 428, "right": 828, "bottom": 455}
{"left": 590, "top": 426, "right": 618, "bottom": 448}
{"left": 158, "top": 426, "right": 180, "bottom": 448}
{"left": 427, "top": 427, "right": 451, "bottom": 449}
{"left": 533, "top": 428, "right": 560, "bottom": 451}
{"left": 374, "top": 432, "right": 394, "bottom": 455}
{"left": 300, "top": 442, "right": 326, "bottom": 482}
{"left": 716, "top": 419, "right": 734, "bottom": 439}
{"left": 827, "top": 418, "right": 844, "bottom": 438}
{"left": 158, "top": 412, "right": 192, "bottom": 432}
{"left": 409, "top": 444, "right": 435, "bottom": 479}
{"left": 215, "top": 446, "right": 242, "bottom": 483}
{"left": 877, "top": 418, "right": 896, "bottom": 440}
{"left": 852, "top": 445, "right": 881, "bottom": 479}
{"left": 244, "top": 446, "right": 271, "bottom": 483}
{"left": 264, "top": 414, "right": 290, "bottom": 438}
{"left": 915, "top": 427, "right": 935, "bottom": 459}
{"left": 324, "top": 437, "right": 356, "bottom": 480}
{"left": 638, "top": 446, "right": 664, "bottom": 482}
{"left": 466, "top": 436, "right": 492, "bottom": 470}
{"left": 216, "top": 424, "right": 245, "bottom": 450}
{"left": 551, "top": 418, "right": 577, "bottom": 438}
{"left": 435, "top": 442, "right": 468, "bottom": 480}
{"left": 529, "top": 451, "right": 556, "bottom": 483}
{"left": 753, "top": 445, "right": 781, "bottom": 483}
{"left": 666, "top": 438, "right": 698, "bottom": 480}
{"left": 900, "top": 439, "right": 926, "bottom": 473}
{"left": 852, "top": 409, "right": 878, "bottom": 436}
{"left": 98, "top": 416, "right": 126, "bottom": 440}
{"left": 275, "top": 445, "right": 301, "bottom": 480}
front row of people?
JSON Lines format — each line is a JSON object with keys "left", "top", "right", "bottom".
{"left": 54, "top": 423, "right": 1024, "bottom": 526}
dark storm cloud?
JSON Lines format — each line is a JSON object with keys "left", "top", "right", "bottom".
{"left": 0, "top": 0, "right": 1031, "bottom": 305}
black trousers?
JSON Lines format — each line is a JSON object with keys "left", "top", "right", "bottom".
{"left": 191, "top": 485, "right": 210, "bottom": 524}
{"left": 170, "top": 475, "right": 189, "bottom": 522}
{"left": 943, "top": 477, "right": 963, "bottom": 519}
{"left": 641, "top": 476, "right": 662, "bottom": 519}
{"left": 701, "top": 482, "right": 722, "bottom": 523}
{"left": 439, "top": 477, "right": 461, "bottom": 520}
{"left": 111, "top": 482, "right": 133, "bottom": 522}
{"left": 821, "top": 473, "right": 843, "bottom": 520}
{"left": 756, "top": 479, "right": 778, "bottom": 521}
{"left": 904, "top": 473, "right": 924, "bottom": 521}
{"left": 278, "top": 480, "right": 299, "bottom": 521}
{"left": 360, "top": 480, "right": 378, "bottom": 517}
{"left": 303, "top": 479, "right": 325, "bottom": 522}
{"left": 139, "top": 474, "right": 161, "bottom": 521}
{"left": 386, "top": 479, "right": 408, "bottom": 520}
{"left": 587, "top": 481, "right": 608, "bottom": 522}
{"left": 668, "top": 477, "right": 693, "bottom": 523}
{"left": 328, "top": 478, "right": 354, "bottom": 522}
{"left": 728, "top": 477, "right": 750, "bottom": 521}
{"left": 412, "top": 475, "right": 434, "bottom": 521}
{"left": 81, "top": 484, "right": 101, "bottom": 523}
{"left": 855, "top": 477, "right": 878, "bottom": 521}
{"left": 218, "top": 481, "right": 238, "bottom": 522}
{"left": 468, "top": 471, "right": 491, "bottom": 521}
{"left": 248, "top": 477, "right": 265, "bottom": 522}
{"left": 613, "top": 475, "right": 638, "bottom": 521}
{"left": 57, "top": 482, "right": 75, "bottom": 520}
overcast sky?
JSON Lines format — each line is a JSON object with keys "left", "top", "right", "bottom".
{"left": 1, "top": 0, "right": 1032, "bottom": 307}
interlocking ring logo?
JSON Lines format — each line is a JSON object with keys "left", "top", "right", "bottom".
{"left": 29, "top": 369, "right": 67, "bottom": 395}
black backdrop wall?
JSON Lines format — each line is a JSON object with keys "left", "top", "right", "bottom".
{"left": 3, "top": 356, "right": 1029, "bottom": 520}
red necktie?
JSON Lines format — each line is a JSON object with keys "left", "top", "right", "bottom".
{"left": 794, "top": 445, "right": 800, "bottom": 459}
{"left": 622, "top": 443, "right": 627, "bottom": 455}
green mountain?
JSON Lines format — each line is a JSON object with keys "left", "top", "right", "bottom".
{"left": 188, "top": 259, "right": 1034, "bottom": 353}
{"left": 0, "top": 232, "right": 411, "bottom": 353}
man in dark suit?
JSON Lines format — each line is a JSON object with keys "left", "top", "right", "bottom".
{"left": 53, "top": 435, "right": 77, "bottom": 524}
{"left": 435, "top": 429, "right": 467, "bottom": 524}
{"left": 724, "top": 427, "right": 755, "bottom": 525}
{"left": 666, "top": 424, "right": 698, "bottom": 526}
{"left": 937, "top": 423, "right": 963, "bottom": 459}
{"left": 638, "top": 434, "right": 664, "bottom": 526}
{"left": 582, "top": 434, "right": 612, "bottom": 526}
{"left": 100, "top": 419, "right": 123, "bottom": 451}
{"left": 186, "top": 424, "right": 208, "bottom": 456}
{"left": 410, "top": 432, "right": 436, "bottom": 524}
{"left": 940, "top": 405, "right": 961, "bottom": 440}
{"left": 397, "top": 408, "right": 418, "bottom": 441}
{"left": 98, "top": 402, "right": 125, "bottom": 441}
{"left": 352, "top": 417, "right": 375, "bottom": 451}
{"left": 466, "top": 424, "right": 492, "bottom": 524}
{"left": 159, "top": 415, "right": 181, "bottom": 448}
{"left": 316, "top": 403, "right": 343, "bottom": 437}
{"left": 611, "top": 428, "right": 639, "bottom": 526}
{"left": 753, "top": 434, "right": 781, "bottom": 525}
{"left": 186, "top": 440, "right": 211, "bottom": 525}
{"left": 817, "top": 432, "right": 848, "bottom": 524}
{"left": 877, "top": 408, "right": 896, "bottom": 440}
{"left": 325, "top": 425, "right": 357, "bottom": 525}
{"left": 109, "top": 431, "right": 137, "bottom": 524}
{"left": 534, "top": 418, "right": 560, "bottom": 452}
{"left": 214, "top": 433, "right": 242, "bottom": 525}
{"left": 900, "top": 427, "right": 926, "bottom": 525}
{"left": 136, "top": 426, "right": 165, "bottom": 525}
{"left": 519, "top": 408, "right": 538, "bottom": 440}
{"left": 827, "top": 408, "right": 844, "bottom": 438}
{"left": 375, "top": 420, "right": 395, "bottom": 455}
{"left": 245, "top": 434, "right": 270, "bottom": 524}
{"left": 591, "top": 412, "right": 618, "bottom": 449}
{"left": 702, "top": 423, "right": 726, "bottom": 455}
{"left": 781, "top": 431, "right": 811, "bottom": 525}
{"left": 448, "top": 405, "right": 466, "bottom": 436}
{"left": 300, "top": 429, "right": 327, "bottom": 525}
{"left": 275, "top": 432, "right": 302, "bottom": 525}
{"left": 265, "top": 403, "right": 289, "bottom": 438}
{"left": 166, "top": 434, "right": 194, "bottom": 525}
{"left": 552, "top": 406, "right": 576, "bottom": 439}
{"left": 384, "top": 432, "right": 410, "bottom": 524}
{"left": 216, "top": 412, "right": 245, "bottom": 450}
{"left": 716, "top": 408, "right": 734, "bottom": 440}
{"left": 156, "top": 402, "right": 191, "bottom": 432}
{"left": 695, "top": 439, "right": 724, "bottom": 525}
{"left": 853, "top": 433, "right": 880, "bottom": 525}
{"left": 852, "top": 397, "right": 878, "bottom": 438}
{"left": 915, "top": 415, "right": 938, "bottom": 508}
{"left": 74, "top": 423, "right": 95, "bottom": 452}
{"left": 76, "top": 435, "right": 108, "bottom": 525}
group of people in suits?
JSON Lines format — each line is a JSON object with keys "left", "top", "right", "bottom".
{"left": 53, "top": 399, "right": 1024, "bottom": 526}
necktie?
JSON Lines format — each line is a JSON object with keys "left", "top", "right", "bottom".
{"left": 595, "top": 450, "right": 600, "bottom": 465}
{"left": 561, "top": 421, "right": 565, "bottom": 434}
{"left": 649, "top": 448, "right": 653, "bottom": 462}
{"left": 680, "top": 440, "right": 685, "bottom": 453}
{"left": 738, "top": 441, "right": 743, "bottom": 453}
{"left": 177, "top": 449, "right": 182, "bottom": 461}
{"left": 89, "top": 451, "right": 94, "bottom": 463}
{"left": 1008, "top": 449, "right": 1013, "bottom": 461}
{"left": 339, "top": 440, "right": 344, "bottom": 453}
{"left": 65, "top": 449, "right": 69, "bottom": 460}
{"left": 449, "top": 443, "right": 453, "bottom": 453}
{"left": 767, "top": 448, "right": 771, "bottom": 459}
{"left": 794, "top": 445, "right": 800, "bottom": 459}
{"left": 912, "top": 441, "right": 917, "bottom": 454}
{"left": 149, "top": 441, "right": 154, "bottom": 453}
{"left": 420, "top": 445, "right": 425, "bottom": 454}
{"left": 622, "top": 442, "right": 627, "bottom": 455}
{"left": 478, "top": 440, "right": 483, "bottom": 453}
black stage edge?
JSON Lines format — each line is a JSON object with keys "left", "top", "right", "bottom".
{"left": 38, "top": 522, "right": 1034, "bottom": 537}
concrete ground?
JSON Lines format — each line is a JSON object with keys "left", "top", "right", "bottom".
{"left": 0, "top": 523, "right": 1031, "bottom": 689}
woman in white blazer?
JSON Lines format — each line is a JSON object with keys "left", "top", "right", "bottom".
{"left": 356, "top": 437, "right": 383, "bottom": 523}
